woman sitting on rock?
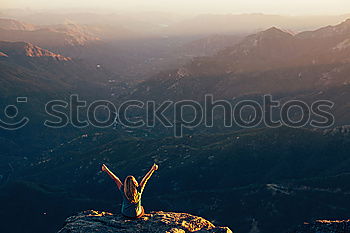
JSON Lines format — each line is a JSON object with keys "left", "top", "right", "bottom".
{"left": 102, "top": 163, "right": 158, "bottom": 218}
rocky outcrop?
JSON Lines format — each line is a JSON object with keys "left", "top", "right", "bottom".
{"left": 0, "top": 41, "right": 71, "bottom": 61}
{"left": 58, "top": 210, "right": 232, "bottom": 233}
{"left": 292, "top": 219, "right": 350, "bottom": 233}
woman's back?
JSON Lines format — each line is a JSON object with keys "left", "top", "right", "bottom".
{"left": 119, "top": 185, "right": 143, "bottom": 218}
{"left": 102, "top": 163, "right": 158, "bottom": 219}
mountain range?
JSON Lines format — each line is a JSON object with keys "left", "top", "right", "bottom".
{"left": 123, "top": 19, "right": 350, "bottom": 127}
{"left": 1, "top": 12, "right": 350, "bottom": 233}
{"left": 0, "top": 40, "right": 114, "bottom": 166}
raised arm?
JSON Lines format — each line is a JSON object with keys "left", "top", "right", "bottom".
{"left": 139, "top": 164, "right": 158, "bottom": 192}
{"left": 102, "top": 164, "right": 123, "bottom": 189}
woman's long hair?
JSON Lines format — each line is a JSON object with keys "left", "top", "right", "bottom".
{"left": 124, "top": 176, "right": 140, "bottom": 204}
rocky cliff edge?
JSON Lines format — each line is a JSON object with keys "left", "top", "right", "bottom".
{"left": 58, "top": 210, "right": 233, "bottom": 233}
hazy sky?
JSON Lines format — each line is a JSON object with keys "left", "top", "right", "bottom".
{"left": 2, "top": 0, "right": 350, "bottom": 15}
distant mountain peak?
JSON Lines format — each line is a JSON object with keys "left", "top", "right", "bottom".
{"left": 334, "top": 18, "right": 350, "bottom": 32}
{"left": 340, "top": 18, "right": 350, "bottom": 25}
{"left": 225, "top": 26, "right": 293, "bottom": 56}
{"left": 0, "top": 18, "right": 37, "bottom": 31}
{"left": 264, "top": 26, "right": 282, "bottom": 32}
{"left": 297, "top": 18, "right": 350, "bottom": 39}
{"left": 258, "top": 27, "right": 293, "bottom": 38}
{"left": 0, "top": 41, "right": 71, "bottom": 61}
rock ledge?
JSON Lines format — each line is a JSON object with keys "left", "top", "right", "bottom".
{"left": 58, "top": 210, "right": 232, "bottom": 233}
{"left": 292, "top": 219, "right": 350, "bottom": 233}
